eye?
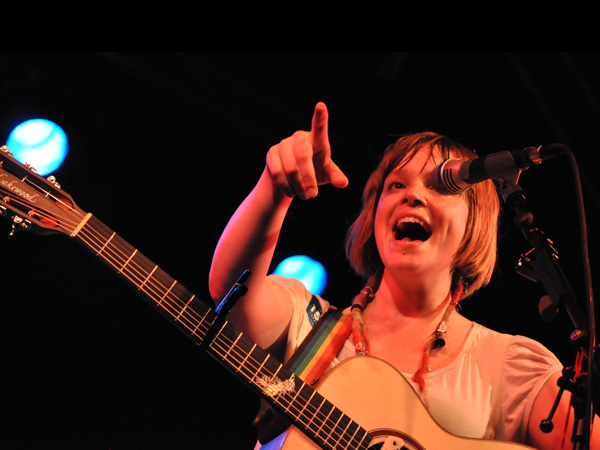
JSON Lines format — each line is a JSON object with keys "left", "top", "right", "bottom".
{"left": 389, "top": 181, "right": 405, "bottom": 190}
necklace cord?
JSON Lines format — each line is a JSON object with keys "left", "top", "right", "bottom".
{"left": 412, "top": 284, "right": 464, "bottom": 396}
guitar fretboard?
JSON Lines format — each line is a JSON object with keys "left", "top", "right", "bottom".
{"left": 72, "top": 214, "right": 373, "bottom": 450}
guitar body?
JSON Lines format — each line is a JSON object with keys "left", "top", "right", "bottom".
{"left": 261, "top": 356, "right": 533, "bottom": 450}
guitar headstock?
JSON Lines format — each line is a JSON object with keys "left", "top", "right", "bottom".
{"left": 0, "top": 145, "right": 86, "bottom": 237}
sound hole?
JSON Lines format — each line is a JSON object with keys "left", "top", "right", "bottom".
{"left": 367, "top": 430, "right": 425, "bottom": 450}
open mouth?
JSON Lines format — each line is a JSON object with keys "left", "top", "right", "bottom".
{"left": 393, "top": 217, "right": 432, "bottom": 242}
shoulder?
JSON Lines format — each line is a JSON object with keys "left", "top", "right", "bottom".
{"left": 267, "top": 274, "right": 331, "bottom": 321}
{"left": 471, "top": 323, "right": 562, "bottom": 368}
{"left": 473, "top": 325, "right": 563, "bottom": 442}
{"left": 268, "top": 275, "right": 333, "bottom": 360}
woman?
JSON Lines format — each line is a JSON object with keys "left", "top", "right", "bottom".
{"left": 209, "top": 102, "right": 596, "bottom": 449}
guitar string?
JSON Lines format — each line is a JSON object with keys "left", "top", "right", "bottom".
{"left": 1, "top": 191, "right": 82, "bottom": 230}
{"left": 4, "top": 182, "right": 369, "bottom": 450}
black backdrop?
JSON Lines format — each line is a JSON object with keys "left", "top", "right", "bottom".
{"left": 1, "top": 52, "right": 599, "bottom": 449}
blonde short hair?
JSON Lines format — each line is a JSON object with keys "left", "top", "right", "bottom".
{"left": 345, "top": 132, "right": 500, "bottom": 297}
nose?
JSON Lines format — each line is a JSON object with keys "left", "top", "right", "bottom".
{"left": 402, "top": 182, "right": 427, "bottom": 206}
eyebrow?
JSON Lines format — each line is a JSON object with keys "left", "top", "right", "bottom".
{"left": 386, "top": 163, "right": 435, "bottom": 189}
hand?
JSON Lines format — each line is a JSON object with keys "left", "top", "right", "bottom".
{"left": 266, "top": 102, "right": 349, "bottom": 200}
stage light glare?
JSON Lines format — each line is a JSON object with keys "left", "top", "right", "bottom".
{"left": 273, "top": 255, "right": 328, "bottom": 296}
{"left": 6, "top": 119, "right": 69, "bottom": 176}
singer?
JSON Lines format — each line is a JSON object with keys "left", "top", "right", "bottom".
{"left": 209, "top": 102, "right": 598, "bottom": 449}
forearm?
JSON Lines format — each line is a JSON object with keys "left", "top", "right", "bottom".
{"left": 209, "top": 167, "right": 293, "bottom": 303}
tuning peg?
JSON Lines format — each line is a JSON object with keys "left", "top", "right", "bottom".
{"left": 8, "top": 216, "right": 31, "bottom": 239}
{"left": 47, "top": 175, "right": 61, "bottom": 189}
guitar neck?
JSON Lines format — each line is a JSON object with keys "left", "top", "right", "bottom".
{"left": 72, "top": 214, "right": 372, "bottom": 450}
{"left": 73, "top": 214, "right": 211, "bottom": 343}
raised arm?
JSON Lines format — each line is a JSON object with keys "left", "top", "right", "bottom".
{"left": 208, "top": 102, "right": 348, "bottom": 354}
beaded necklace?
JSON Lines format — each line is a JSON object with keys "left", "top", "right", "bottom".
{"left": 350, "top": 280, "right": 464, "bottom": 398}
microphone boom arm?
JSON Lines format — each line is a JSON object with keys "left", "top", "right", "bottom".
{"left": 499, "top": 175, "right": 593, "bottom": 450}
{"left": 507, "top": 184, "right": 588, "bottom": 340}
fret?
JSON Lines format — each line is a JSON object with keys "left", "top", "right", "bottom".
{"left": 267, "top": 364, "right": 285, "bottom": 398}
{"left": 191, "top": 308, "right": 212, "bottom": 339}
{"left": 138, "top": 265, "right": 158, "bottom": 291}
{"left": 236, "top": 342, "right": 257, "bottom": 373}
{"left": 283, "top": 379, "right": 308, "bottom": 415}
{"left": 118, "top": 248, "right": 138, "bottom": 273}
{"left": 158, "top": 280, "right": 177, "bottom": 306}
{"left": 83, "top": 216, "right": 118, "bottom": 251}
{"left": 251, "top": 353, "right": 271, "bottom": 386}
{"left": 221, "top": 330, "right": 242, "bottom": 361}
{"left": 174, "top": 294, "right": 195, "bottom": 321}
{"left": 96, "top": 231, "right": 115, "bottom": 255}
{"left": 188, "top": 307, "right": 216, "bottom": 346}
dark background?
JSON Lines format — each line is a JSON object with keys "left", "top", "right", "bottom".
{"left": 0, "top": 52, "right": 599, "bottom": 449}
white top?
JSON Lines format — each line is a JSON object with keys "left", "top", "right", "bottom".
{"left": 275, "top": 275, "right": 563, "bottom": 444}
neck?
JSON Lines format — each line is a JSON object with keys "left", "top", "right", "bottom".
{"left": 373, "top": 269, "right": 454, "bottom": 320}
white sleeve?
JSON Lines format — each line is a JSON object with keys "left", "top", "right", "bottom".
{"left": 266, "top": 275, "right": 331, "bottom": 362}
{"left": 501, "top": 335, "right": 563, "bottom": 442}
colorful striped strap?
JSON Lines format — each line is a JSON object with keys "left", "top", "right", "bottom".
{"left": 286, "top": 307, "right": 353, "bottom": 385}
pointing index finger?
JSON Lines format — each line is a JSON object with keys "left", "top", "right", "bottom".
{"left": 310, "top": 102, "right": 330, "bottom": 152}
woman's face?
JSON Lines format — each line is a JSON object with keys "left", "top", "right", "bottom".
{"left": 374, "top": 146, "right": 470, "bottom": 283}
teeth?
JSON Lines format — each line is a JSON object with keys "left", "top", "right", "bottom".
{"left": 394, "top": 216, "right": 432, "bottom": 241}
{"left": 396, "top": 217, "right": 427, "bottom": 228}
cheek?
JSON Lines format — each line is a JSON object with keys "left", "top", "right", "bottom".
{"left": 447, "top": 202, "right": 470, "bottom": 244}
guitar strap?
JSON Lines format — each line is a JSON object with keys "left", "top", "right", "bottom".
{"left": 254, "top": 299, "right": 353, "bottom": 444}
{"left": 287, "top": 306, "right": 353, "bottom": 385}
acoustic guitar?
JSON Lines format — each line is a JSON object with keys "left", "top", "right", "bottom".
{"left": 0, "top": 146, "right": 533, "bottom": 449}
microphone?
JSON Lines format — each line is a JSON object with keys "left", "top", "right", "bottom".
{"left": 431, "top": 144, "right": 567, "bottom": 194}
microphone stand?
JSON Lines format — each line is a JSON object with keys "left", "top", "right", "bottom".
{"left": 499, "top": 170, "right": 595, "bottom": 450}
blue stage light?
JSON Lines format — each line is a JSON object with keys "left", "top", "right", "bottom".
{"left": 273, "top": 255, "right": 328, "bottom": 296}
{"left": 6, "top": 119, "right": 68, "bottom": 176}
